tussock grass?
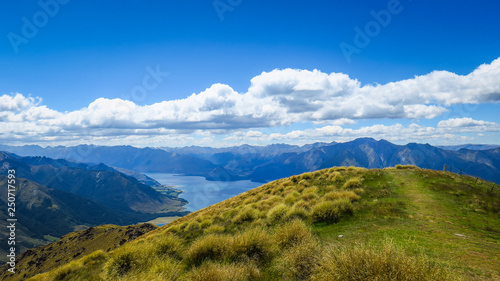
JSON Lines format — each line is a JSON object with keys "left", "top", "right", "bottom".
{"left": 187, "top": 262, "right": 260, "bottom": 281}
{"left": 342, "top": 177, "right": 363, "bottom": 189}
{"left": 273, "top": 219, "right": 314, "bottom": 249}
{"left": 284, "top": 205, "right": 310, "bottom": 222}
{"left": 284, "top": 191, "right": 301, "bottom": 205}
{"left": 232, "top": 228, "right": 274, "bottom": 264}
{"left": 276, "top": 239, "right": 320, "bottom": 280}
{"left": 81, "top": 250, "right": 107, "bottom": 266}
{"left": 186, "top": 221, "right": 200, "bottom": 231}
{"left": 323, "top": 190, "right": 360, "bottom": 202}
{"left": 105, "top": 251, "right": 136, "bottom": 277}
{"left": 232, "top": 207, "right": 259, "bottom": 224}
{"left": 396, "top": 164, "right": 420, "bottom": 169}
{"left": 186, "top": 234, "right": 233, "bottom": 267}
{"left": 154, "top": 234, "right": 184, "bottom": 260}
{"left": 267, "top": 204, "right": 288, "bottom": 224}
{"left": 311, "top": 198, "right": 353, "bottom": 223}
{"left": 203, "top": 224, "right": 225, "bottom": 234}
{"left": 311, "top": 240, "right": 460, "bottom": 281}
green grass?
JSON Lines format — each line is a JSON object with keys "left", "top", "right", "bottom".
{"left": 22, "top": 166, "right": 500, "bottom": 281}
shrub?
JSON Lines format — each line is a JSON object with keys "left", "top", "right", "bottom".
{"left": 186, "top": 234, "right": 233, "bottom": 266}
{"left": 343, "top": 178, "right": 363, "bottom": 189}
{"left": 273, "top": 219, "right": 314, "bottom": 249}
{"left": 311, "top": 240, "right": 457, "bottom": 281}
{"left": 267, "top": 204, "right": 288, "bottom": 224}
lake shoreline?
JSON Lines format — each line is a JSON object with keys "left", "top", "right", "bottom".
{"left": 146, "top": 173, "right": 262, "bottom": 212}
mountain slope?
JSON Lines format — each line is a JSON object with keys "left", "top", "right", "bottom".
{"left": 21, "top": 166, "right": 500, "bottom": 280}
{"left": 0, "top": 152, "right": 186, "bottom": 214}
{"left": 0, "top": 223, "right": 157, "bottom": 281}
{"left": 0, "top": 176, "right": 138, "bottom": 262}
{"left": 250, "top": 138, "right": 500, "bottom": 184}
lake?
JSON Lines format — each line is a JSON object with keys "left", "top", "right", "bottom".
{"left": 146, "top": 173, "right": 262, "bottom": 212}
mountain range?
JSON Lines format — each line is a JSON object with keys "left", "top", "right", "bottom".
{"left": 1, "top": 138, "right": 499, "bottom": 184}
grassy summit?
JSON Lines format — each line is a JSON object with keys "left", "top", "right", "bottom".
{"left": 20, "top": 166, "right": 500, "bottom": 280}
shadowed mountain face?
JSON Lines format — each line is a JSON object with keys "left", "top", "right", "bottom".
{"left": 0, "top": 152, "right": 185, "bottom": 214}
{"left": 0, "top": 152, "right": 188, "bottom": 262}
{"left": 1, "top": 138, "right": 499, "bottom": 184}
{"left": 0, "top": 175, "right": 147, "bottom": 262}
{"left": 249, "top": 139, "right": 500, "bottom": 183}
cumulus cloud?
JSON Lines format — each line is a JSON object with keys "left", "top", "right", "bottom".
{"left": 0, "top": 93, "right": 40, "bottom": 112}
{"left": 1, "top": 57, "right": 500, "bottom": 145}
{"left": 224, "top": 119, "right": 500, "bottom": 146}
{"left": 438, "top": 117, "right": 497, "bottom": 128}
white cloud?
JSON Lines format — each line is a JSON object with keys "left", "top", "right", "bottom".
{"left": 1, "top": 58, "right": 500, "bottom": 146}
{"left": 223, "top": 119, "right": 500, "bottom": 146}
{"left": 0, "top": 93, "right": 40, "bottom": 112}
{"left": 438, "top": 117, "right": 497, "bottom": 128}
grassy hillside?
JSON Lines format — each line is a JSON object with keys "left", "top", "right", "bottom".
{"left": 16, "top": 166, "right": 500, "bottom": 280}
{"left": 0, "top": 224, "right": 157, "bottom": 281}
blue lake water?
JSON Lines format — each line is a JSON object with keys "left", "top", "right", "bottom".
{"left": 146, "top": 173, "right": 262, "bottom": 212}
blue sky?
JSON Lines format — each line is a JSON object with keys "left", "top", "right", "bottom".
{"left": 1, "top": 0, "right": 499, "bottom": 147}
